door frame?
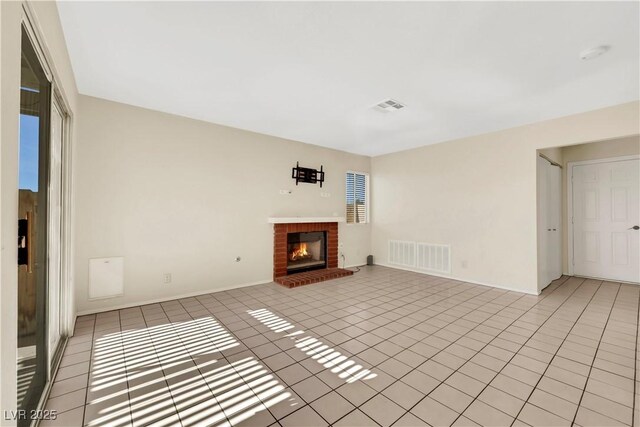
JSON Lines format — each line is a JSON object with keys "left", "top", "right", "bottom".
{"left": 47, "top": 94, "right": 71, "bottom": 374}
{"left": 567, "top": 154, "right": 640, "bottom": 278}
{"left": 21, "top": 2, "right": 76, "bottom": 416}
{"left": 537, "top": 155, "right": 562, "bottom": 293}
{"left": 18, "top": 24, "right": 52, "bottom": 419}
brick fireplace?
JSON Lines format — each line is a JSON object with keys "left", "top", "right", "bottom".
{"left": 271, "top": 219, "right": 353, "bottom": 288}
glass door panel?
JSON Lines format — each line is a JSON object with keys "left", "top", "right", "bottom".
{"left": 17, "top": 27, "right": 51, "bottom": 424}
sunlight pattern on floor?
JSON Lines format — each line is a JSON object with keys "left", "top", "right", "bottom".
{"left": 45, "top": 267, "right": 640, "bottom": 427}
{"left": 86, "top": 316, "right": 291, "bottom": 426}
{"left": 248, "top": 308, "right": 377, "bottom": 383}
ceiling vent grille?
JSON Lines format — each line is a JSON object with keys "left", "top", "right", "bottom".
{"left": 376, "top": 99, "right": 405, "bottom": 111}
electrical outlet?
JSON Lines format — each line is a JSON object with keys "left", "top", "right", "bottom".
{"left": 163, "top": 273, "right": 172, "bottom": 284}
{"left": 461, "top": 260, "right": 468, "bottom": 268}
{"left": 320, "top": 192, "right": 331, "bottom": 198}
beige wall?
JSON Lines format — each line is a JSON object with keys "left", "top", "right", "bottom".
{"left": 74, "top": 95, "right": 371, "bottom": 314}
{"left": 559, "top": 135, "right": 640, "bottom": 273}
{"left": 1, "top": 0, "right": 78, "bottom": 420}
{"left": 562, "top": 135, "right": 639, "bottom": 163}
{"left": 371, "top": 102, "right": 639, "bottom": 295}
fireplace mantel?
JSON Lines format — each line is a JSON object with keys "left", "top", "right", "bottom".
{"left": 267, "top": 217, "right": 345, "bottom": 224}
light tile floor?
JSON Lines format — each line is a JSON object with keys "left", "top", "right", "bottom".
{"left": 43, "top": 266, "right": 640, "bottom": 426}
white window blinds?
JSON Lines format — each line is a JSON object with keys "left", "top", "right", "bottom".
{"left": 346, "top": 172, "right": 368, "bottom": 224}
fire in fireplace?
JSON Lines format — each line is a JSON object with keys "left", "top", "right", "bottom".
{"left": 287, "top": 231, "right": 326, "bottom": 274}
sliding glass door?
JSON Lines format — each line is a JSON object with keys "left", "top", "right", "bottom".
{"left": 48, "top": 98, "right": 66, "bottom": 368}
{"left": 17, "top": 26, "right": 55, "bottom": 424}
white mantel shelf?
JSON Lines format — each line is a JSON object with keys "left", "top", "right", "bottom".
{"left": 268, "top": 217, "right": 346, "bottom": 224}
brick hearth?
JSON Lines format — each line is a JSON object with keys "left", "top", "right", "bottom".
{"left": 275, "top": 268, "right": 353, "bottom": 288}
{"left": 273, "top": 221, "right": 352, "bottom": 287}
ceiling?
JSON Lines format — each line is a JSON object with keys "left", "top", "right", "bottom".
{"left": 57, "top": 2, "right": 639, "bottom": 156}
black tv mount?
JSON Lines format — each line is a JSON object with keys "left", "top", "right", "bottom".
{"left": 292, "top": 162, "right": 325, "bottom": 187}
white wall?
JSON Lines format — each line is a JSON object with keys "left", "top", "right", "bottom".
{"left": 371, "top": 102, "right": 639, "bottom": 294}
{"left": 0, "top": 0, "right": 78, "bottom": 421}
{"left": 74, "top": 95, "right": 371, "bottom": 314}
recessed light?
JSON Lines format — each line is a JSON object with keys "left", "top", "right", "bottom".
{"left": 375, "top": 99, "right": 406, "bottom": 112}
{"left": 580, "top": 45, "right": 610, "bottom": 61}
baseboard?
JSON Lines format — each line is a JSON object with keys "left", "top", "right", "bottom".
{"left": 571, "top": 274, "right": 640, "bottom": 286}
{"left": 75, "top": 278, "right": 273, "bottom": 316}
{"left": 345, "top": 263, "right": 365, "bottom": 269}
{"left": 374, "top": 263, "right": 540, "bottom": 296}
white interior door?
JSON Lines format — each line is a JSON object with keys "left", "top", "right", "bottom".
{"left": 547, "top": 163, "right": 562, "bottom": 280}
{"left": 537, "top": 156, "right": 562, "bottom": 291}
{"left": 572, "top": 158, "right": 640, "bottom": 283}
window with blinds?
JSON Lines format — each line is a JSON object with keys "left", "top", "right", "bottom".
{"left": 346, "top": 172, "right": 368, "bottom": 224}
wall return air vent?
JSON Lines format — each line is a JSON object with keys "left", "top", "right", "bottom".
{"left": 389, "top": 240, "right": 451, "bottom": 274}
{"left": 375, "top": 99, "right": 406, "bottom": 112}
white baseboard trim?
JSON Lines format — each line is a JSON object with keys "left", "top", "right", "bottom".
{"left": 75, "top": 278, "right": 273, "bottom": 317}
{"left": 344, "top": 264, "right": 365, "bottom": 269}
{"left": 374, "top": 263, "right": 540, "bottom": 296}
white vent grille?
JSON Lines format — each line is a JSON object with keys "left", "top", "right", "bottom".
{"left": 376, "top": 99, "right": 405, "bottom": 111}
{"left": 388, "top": 240, "right": 416, "bottom": 267}
{"left": 388, "top": 240, "right": 452, "bottom": 274}
{"left": 416, "top": 243, "right": 451, "bottom": 274}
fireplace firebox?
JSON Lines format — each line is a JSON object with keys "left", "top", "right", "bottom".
{"left": 287, "top": 231, "right": 326, "bottom": 274}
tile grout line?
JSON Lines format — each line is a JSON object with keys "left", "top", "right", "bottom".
{"left": 113, "top": 311, "right": 134, "bottom": 426}
{"left": 68, "top": 272, "right": 561, "bottom": 426}
{"left": 511, "top": 278, "right": 610, "bottom": 425}
{"left": 140, "top": 306, "right": 194, "bottom": 425}
{"left": 317, "top": 281, "right": 512, "bottom": 426}
{"left": 80, "top": 318, "right": 96, "bottom": 427}
{"left": 405, "top": 276, "right": 584, "bottom": 426}
{"left": 180, "top": 298, "right": 311, "bottom": 426}
{"left": 434, "top": 276, "right": 587, "bottom": 425}
{"left": 174, "top": 297, "right": 284, "bottom": 427}
{"left": 200, "top": 289, "right": 339, "bottom": 426}
{"left": 214, "top": 273, "right": 565, "bottom": 426}
{"left": 567, "top": 282, "right": 627, "bottom": 426}
{"left": 337, "top": 287, "right": 536, "bottom": 425}
{"left": 514, "top": 279, "right": 611, "bottom": 426}
{"left": 63, "top": 269, "right": 636, "bottom": 427}
{"left": 155, "top": 301, "right": 237, "bottom": 427}
{"left": 198, "top": 274, "right": 480, "bottom": 425}
{"left": 264, "top": 281, "right": 537, "bottom": 425}
{"left": 123, "top": 311, "right": 184, "bottom": 425}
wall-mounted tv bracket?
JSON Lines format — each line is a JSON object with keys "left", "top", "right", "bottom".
{"left": 292, "top": 162, "right": 325, "bottom": 187}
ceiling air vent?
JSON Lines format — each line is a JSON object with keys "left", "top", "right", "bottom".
{"left": 376, "top": 99, "right": 406, "bottom": 112}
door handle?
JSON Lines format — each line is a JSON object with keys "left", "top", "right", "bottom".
{"left": 630, "top": 225, "right": 640, "bottom": 230}
{"left": 18, "top": 217, "right": 28, "bottom": 266}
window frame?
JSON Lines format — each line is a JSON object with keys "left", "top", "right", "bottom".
{"left": 345, "top": 170, "right": 370, "bottom": 225}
